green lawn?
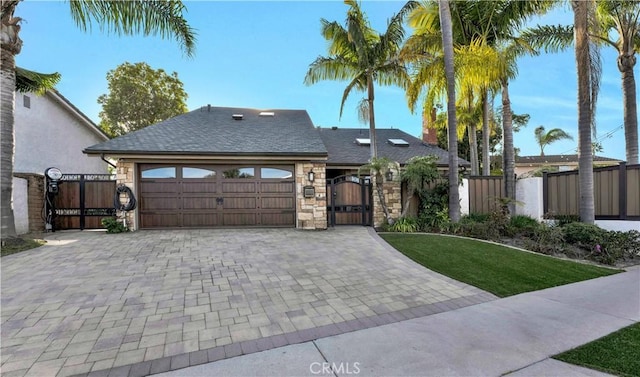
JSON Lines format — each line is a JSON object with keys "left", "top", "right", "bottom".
{"left": 1, "top": 237, "right": 45, "bottom": 257}
{"left": 380, "top": 233, "right": 620, "bottom": 297}
{"left": 554, "top": 323, "right": 640, "bottom": 377}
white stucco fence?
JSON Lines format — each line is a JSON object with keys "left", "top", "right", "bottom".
{"left": 12, "top": 177, "right": 29, "bottom": 235}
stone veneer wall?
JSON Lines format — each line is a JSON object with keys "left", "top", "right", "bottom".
{"left": 372, "top": 176, "right": 402, "bottom": 228}
{"left": 115, "top": 161, "right": 137, "bottom": 230}
{"left": 296, "top": 162, "right": 327, "bottom": 230}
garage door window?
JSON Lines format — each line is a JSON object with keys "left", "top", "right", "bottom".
{"left": 141, "top": 167, "right": 176, "bottom": 179}
{"left": 261, "top": 167, "right": 292, "bottom": 179}
{"left": 223, "top": 167, "right": 254, "bottom": 179}
{"left": 183, "top": 167, "right": 216, "bottom": 179}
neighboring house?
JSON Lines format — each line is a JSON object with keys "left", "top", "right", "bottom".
{"left": 12, "top": 89, "right": 109, "bottom": 234}
{"left": 515, "top": 154, "right": 622, "bottom": 177}
{"left": 85, "top": 106, "right": 463, "bottom": 230}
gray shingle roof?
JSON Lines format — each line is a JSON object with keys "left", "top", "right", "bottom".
{"left": 515, "top": 154, "right": 622, "bottom": 164}
{"left": 84, "top": 106, "right": 328, "bottom": 156}
{"left": 318, "top": 128, "right": 470, "bottom": 166}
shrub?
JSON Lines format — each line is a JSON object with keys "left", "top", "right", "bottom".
{"left": 461, "top": 213, "right": 490, "bottom": 224}
{"left": 591, "top": 230, "right": 640, "bottom": 265}
{"left": 563, "top": 222, "right": 607, "bottom": 247}
{"left": 526, "top": 224, "right": 566, "bottom": 255}
{"left": 101, "top": 217, "right": 128, "bottom": 234}
{"left": 508, "top": 215, "right": 541, "bottom": 237}
{"left": 390, "top": 217, "right": 419, "bottom": 233}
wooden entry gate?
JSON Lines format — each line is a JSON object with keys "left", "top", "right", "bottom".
{"left": 53, "top": 174, "right": 117, "bottom": 230}
{"left": 326, "top": 175, "right": 372, "bottom": 226}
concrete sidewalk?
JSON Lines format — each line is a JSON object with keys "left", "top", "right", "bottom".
{"left": 157, "top": 266, "right": 639, "bottom": 377}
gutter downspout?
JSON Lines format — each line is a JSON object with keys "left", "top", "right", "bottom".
{"left": 101, "top": 154, "right": 117, "bottom": 169}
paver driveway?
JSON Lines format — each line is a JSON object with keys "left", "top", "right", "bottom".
{"left": 1, "top": 227, "right": 496, "bottom": 377}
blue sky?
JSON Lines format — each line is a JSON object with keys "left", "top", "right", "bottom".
{"left": 15, "top": 1, "right": 633, "bottom": 161}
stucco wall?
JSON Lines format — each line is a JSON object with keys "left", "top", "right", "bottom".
{"left": 12, "top": 177, "right": 29, "bottom": 234}
{"left": 595, "top": 220, "right": 640, "bottom": 232}
{"left": 515, "top": 177, "right": 544, "bottom": 219}
{"left": 14, "top": 91, "right": 107, "bottom": 175}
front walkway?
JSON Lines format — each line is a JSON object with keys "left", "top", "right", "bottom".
{"left": 1, "top": 228, "right": 495, "bottom": 377}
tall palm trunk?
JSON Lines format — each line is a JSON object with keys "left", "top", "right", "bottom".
{"left": 367, "top": 73, "right": 378, "bottom": 159}
{"left": 573, "top": 0, "right": 595, "bottom": 223}
{"left": 1, "top": 0, "right": 22, "bottom": 240}
{"left": 501, "top": 78, "right": 516, "bottom": 216}
{"left": 619, "top": 53, "right": 638, "bottom": 164}
{"left": 468, "top": 123, "right": 479, "bottom": 175}
{"left": 439, "top": 0, "right": 460, "bottom": 222}
{"left": 482, "top": 91, "right": 490, "bottom": 175}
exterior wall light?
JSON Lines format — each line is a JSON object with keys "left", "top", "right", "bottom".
{"left": 385, "top": 170, "right": 394, "bottom": 182}
{"left": 308, "top": 171, "right": 315, "bottom": 182}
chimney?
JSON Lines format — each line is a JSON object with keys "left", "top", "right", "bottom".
{"left": 422, "top": 107, "right": 438, "bottom": 145}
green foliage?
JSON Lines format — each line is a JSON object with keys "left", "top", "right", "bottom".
{"left": 461, "top": 213, "right": 490, "bottom": 223}
{"left": 526, "top": 224, "right": 566, "bottom": 255}
{"left": 381, "top": 233, "right": 618, "bottom": 298}
{"left": 389, "top": 217, "right": 419, "bottom": 233}
{"left": 562, "top": 222, "right": 607, "bottom": 247}
{"left": 101, "top": 217, "right": 128, "bottom": 234}
{"left": 554, "top": 323, "right": 640, "bottom": 377}
{"left": 15, "top": 67, "right": 61, "bottom": 94}
{"left": 400, "top": 155, "right": 440, "bottom": 195}
{"left": 508, "top": 215, "right": 540, "bottom": 237}
{"left": 98, "top": 62, "right": 188, "bottom": 137}
{"left": 417, "top": 181, "right": 450, "bottom": 230}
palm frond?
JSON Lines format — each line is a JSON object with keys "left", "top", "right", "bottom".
{"left": 339, "top": 75, "right": 367, "bottom": 119}
{"left": 69, "top": 0, "right": 196, "bottom": 56}
{"left": 304, "top": 56, "right": 360, "bottom": 85}
{"left": 15, "top": 67, "right": 61, "bottom": 94}
{"left": 520, "top": 24, "right": 574, "bottom": 53}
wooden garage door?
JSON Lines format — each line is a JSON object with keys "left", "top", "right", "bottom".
{"left": 139, "top": 164, "right": 295, "bottom": 228}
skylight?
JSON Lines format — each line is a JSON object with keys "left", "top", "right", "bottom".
{"left": 355, "top": 138, "right": 371, "bottom": 146}
{"left": 232, "top": 114, "right": 243, "bottom": 120}
{"left": 259, "top": 111, "right": 275, "bottom": 117}
{"left": 388, "top": 138, "right": 409, "bottom": 146}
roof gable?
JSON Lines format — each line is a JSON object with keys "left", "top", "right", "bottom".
{"left": 85, "top": 106, "right": 328, "bottom": 156}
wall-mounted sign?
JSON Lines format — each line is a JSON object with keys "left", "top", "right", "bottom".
{"left": 304, "top": 186, "right": 315, "bottom": 198}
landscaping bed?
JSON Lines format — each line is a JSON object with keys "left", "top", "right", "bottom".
{"left": 387, "top": 212, "right": 640, "bottom": 268}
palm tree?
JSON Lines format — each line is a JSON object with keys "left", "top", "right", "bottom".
{"left": 304, "top": 0, "right": 416, "bottom": 160}
{"left": 595, "top": 0, "right": 639, "bottom": 164}
{"left": 573, "top": 0, "right": 599, "bottom": 223}
{"left": 1, "top": 0, "right": 196, "bottom": 241}
{"left": 534, "top": 125, "right": 574, "bottom": 156}
{"left": 438, "top": 0, "right": 460, "bottom": 222}
{"left": 522, "top": 1, "right": 639, "bottom": 165}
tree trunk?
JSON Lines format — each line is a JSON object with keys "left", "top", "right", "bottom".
{"left": 619, "top": 53, "right": 638, "bottom": 165}
{"left": 502, "top": 78, "right": 516, "bottom": 216}
{"left": 439, "top": 0, "right": 460, "bottom": 223}
{"left": 482, "top": 91, "right": 490, "bottom": 175}
{"left": 1, "top": 1, "right": 22, "bottom": 240}
{"left": 468, "top": 123, "right": 478, "bottom": 175}
{"left": 367, "top": 74, "right": 378, "bottom": 160}
{"left": 573, "top": 0, "right": 595, "bottom": 223}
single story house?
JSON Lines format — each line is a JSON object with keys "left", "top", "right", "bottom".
{"left": 515, "top": 154, "right": 622, "bottom": 177}
{"left": 85, "top": 106, "right": 466, "bottom": 230}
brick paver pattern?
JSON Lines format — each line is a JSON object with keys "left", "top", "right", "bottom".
{"left": 1, "top": 228, "right": 495, "bottom": 377}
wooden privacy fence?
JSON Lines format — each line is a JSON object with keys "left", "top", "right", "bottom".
{"left": 468, "top": 176, "right": 505, "bottom": 214}
{"left": 53, "top": 174, "right": 117, "bottom": 230}
{"left": 544, "top": 163, "right": 640, "bottom": 220}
